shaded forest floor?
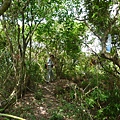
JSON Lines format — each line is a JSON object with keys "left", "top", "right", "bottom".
{"left": 6, "top": 79, "right": 76, "bottom": 120}
{"left": 1, "top": 77, "right": 120, "bottom": 120}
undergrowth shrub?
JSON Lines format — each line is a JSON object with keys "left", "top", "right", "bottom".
{"left": 26, "top": 61, "right": 43, "bottom": 92}
{"left": 94, "top": 85, "right": 120, "bottom": 120}
{"left": 26, "top": 61, "right": 42, "bottom": 83}
{"left": 59, "top": 100, "right": 92, "bottom": 120}
{"left": 34, "top": 90, "right": 43, "bottom": 100}
{"left": 54, "top": 64, "right": 120, "bottom": 120}
{"left": 49, "top": 112, "right": 64, "bottom": 120}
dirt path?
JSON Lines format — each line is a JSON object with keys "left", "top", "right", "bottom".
{"left": 6, "top": 80, "right": 76, "bottom": 120}
{"left": 9, "top": 79, "right": 73, "bottom": 120}
{"left": 35, "top": 82, "right": 63, "bottom": 119}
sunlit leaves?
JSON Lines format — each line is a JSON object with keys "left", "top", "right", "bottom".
{"left": 84, "top": 0, "right": 111, "bottom": 32}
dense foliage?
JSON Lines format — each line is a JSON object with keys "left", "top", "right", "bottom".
{"left": 0, "top": 0, "right": 120, "bottom": 119}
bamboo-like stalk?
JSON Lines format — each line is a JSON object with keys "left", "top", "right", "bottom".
{"left": 0, "top": 113, "right": 26, "bottom": 120}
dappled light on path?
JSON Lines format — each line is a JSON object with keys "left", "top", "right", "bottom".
{"left": 7, "top": 79, "right": 75, "bottom": 120}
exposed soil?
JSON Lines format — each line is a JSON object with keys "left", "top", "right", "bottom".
{"left": 5, "top": 79, "right": 75, "bottom": 120}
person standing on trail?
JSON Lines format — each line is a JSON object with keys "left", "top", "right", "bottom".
{"left": 45, "top": 54, "right": 55, "bottom": 83}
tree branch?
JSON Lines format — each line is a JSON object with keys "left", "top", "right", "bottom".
{"left": 83, "top": 3, "right": 120, "bottom": 68}
{"left": 0, "top": 113, "right": 26, "bottom": 120}
{"left": 84, "top": 21, "right": 102, "bottom": 41}
{"left": 0, "top": 0, "right": 11, "bottom": 15}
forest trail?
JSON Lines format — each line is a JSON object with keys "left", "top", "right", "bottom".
{"left": 36, "top": 81, "right": 63, "bottom": 119}
{"left": 9, "top": 79, "right": 74, "bottom": 120}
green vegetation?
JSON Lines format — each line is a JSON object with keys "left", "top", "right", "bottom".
{"left": 0, "top": 0, "right": 120, "bottom": 119}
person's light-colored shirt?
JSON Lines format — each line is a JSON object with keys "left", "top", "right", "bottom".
{"left": 47, "top": 58, "right": 53, "bottom": 66}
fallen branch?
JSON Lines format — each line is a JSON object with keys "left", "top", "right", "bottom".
{"left": 0, "top": 113, "right": 26, "bottom": 120}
